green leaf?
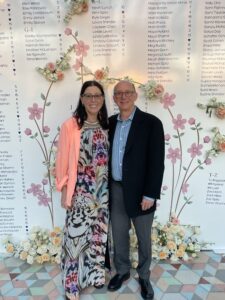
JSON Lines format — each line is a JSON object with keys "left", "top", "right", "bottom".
{"left": 41, "top": 93, "right": 46, "bottom": 100}
{"left": 43, "top": 134, "right": 49, "bottom": 138}
{"left": 46, "top": 102, "right": 51, "bottom": 106}
{"left": 173, "top": 135, "right": 178, "bottom": 138}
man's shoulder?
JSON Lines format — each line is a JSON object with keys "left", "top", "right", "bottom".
{"left": 136, "top": 108, "right": 162, "bottom": 125}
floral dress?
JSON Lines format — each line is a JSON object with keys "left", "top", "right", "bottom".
{"left": 61, "top": 122, "right": 109, "bottom": 299}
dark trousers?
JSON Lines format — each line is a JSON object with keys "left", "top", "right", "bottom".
{"left": 110, "top": 180, "right": 154, "bottom": 279}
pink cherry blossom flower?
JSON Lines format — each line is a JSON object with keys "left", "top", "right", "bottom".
{"left": 94, "top": 69, "right": 107, "bottom": 81}
{"left": 153, "top": 84, "right": 164, "bottom": 98}
{"left": 56, "top": 70, "right": 64, "bottom": 81}
{"left": 160, "top": 93, "right": 175, "bottom": 109}
{"left": 203, "top": 136, "right": 210, "bottom": 143}
{"left": 46, "top": 62, "right": 55, "bottom": 72}
{"left": 43, "top": 126, "right": 50, "bottom": 133}
{"left": 42, "top": 179, "right": 48, "bottom": 185}
{"left": 53, "top": 140, "right": 58, "bottom": 147}
{"left": 164, "top": 134, "right": 171, "bottom": 141}
{"left": 24, "top": 128, "right": 32, "bottom": 136}
{"left": 187, "top": 143, "right": 203, "bottom": 158}
{"left": 205, "top": 158, "right": 212, "bottom": 165}
{"left": 38, "top": 193, "right": 51, "bottom": 206}
{"left": 72, "top": 58, "right": 83, "bottom": 71}
{"left": 172, "top": 114, "right": 187, "bottom": 130}
{"left": 182, "top": 182, "right": 189, "bottom": 194}
{"left": 28, "top": 103, "right": 43, "bottom": 120}
{"left": 64, "top": 27, "right": 72, "bottom": 36}
{"left": 167, "top": 147, "right": 181, "bottom": 164}
{"left": 74, "top": 40, "right": 90, "bottom": 56}
{"left": 188, "top": 117, "right": 195, "bottom": 125}
{"left": 27, "top": 183, "right": 42, "bottom": 196}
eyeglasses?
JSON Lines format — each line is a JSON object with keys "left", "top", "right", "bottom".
{"left": 82, "top": 94, "right": 103, "bottom": 101}
{"left": 114, "top": 91, "right": 135, "bottom": 98}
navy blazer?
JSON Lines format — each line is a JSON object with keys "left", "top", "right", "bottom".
{"left": 109, "top": 107, "right": 165, "bottom": 218}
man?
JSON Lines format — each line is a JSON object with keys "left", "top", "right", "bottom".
{"left": 108, "top": 80, "right": 165, "bottom": 300}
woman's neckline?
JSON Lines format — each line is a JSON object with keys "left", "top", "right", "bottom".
{"left": 84, "top": 120, "right": 99, "bottom": 125}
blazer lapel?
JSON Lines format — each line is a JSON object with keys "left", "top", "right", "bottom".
{"left": 124, "top": 108, "right": 144, "bottom": 154}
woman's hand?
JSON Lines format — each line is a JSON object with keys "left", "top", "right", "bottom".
{"left": 61, "top": 186, "right": 70, "bottom": 209}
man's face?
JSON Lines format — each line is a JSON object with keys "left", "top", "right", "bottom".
{"left": 113, "top": 81, "right": 137, "bottom": 113}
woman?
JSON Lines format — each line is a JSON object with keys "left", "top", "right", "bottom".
{"left": 56, "top": 80, "right": 109, "bottom": 300}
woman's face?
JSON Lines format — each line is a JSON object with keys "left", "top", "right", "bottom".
{"left": 81, "top": 86, "right": 104, "bottom": 118}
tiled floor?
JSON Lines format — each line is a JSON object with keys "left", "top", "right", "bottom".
{"left": 0, "top": 251, "right": 225, "bottom": 299}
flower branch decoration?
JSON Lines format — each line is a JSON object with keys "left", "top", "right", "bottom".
{"left": 36, "top": 50, "right": 71, "bottom": 82}
{"left": 210, "top": 127, "right": 225, "bottom": 155}
{"left": 139, "top": 80, "right": 165, "bottom": 101}
{"left": 197, "top": 97, "right": 225, "bottom": 119}
{"left": 25, "top": 51, "right": 72, "bottom": 228}
{"left": 157, "top": 92, "right": 216, "bottom": 221}
{"left": 64, "top": 0, "right": 89, "bottom": 24}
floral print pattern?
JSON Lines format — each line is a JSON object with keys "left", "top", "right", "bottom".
{"left": 61, "top": 125, "right": 109, "bottom": 299}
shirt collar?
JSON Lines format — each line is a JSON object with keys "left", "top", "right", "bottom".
{"left": 117, "top": 106, "right": 136, "bottom": 122}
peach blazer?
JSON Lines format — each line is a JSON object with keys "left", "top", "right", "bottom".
{"left": 55, "top": 117, "right": 81, "bottom": 207}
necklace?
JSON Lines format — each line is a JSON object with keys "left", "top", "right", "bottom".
{"left": 84, "top": 120, "right": 99, "bottom": 125}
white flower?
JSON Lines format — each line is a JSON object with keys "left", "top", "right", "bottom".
{"left": 188, "top": 243, "right": 194, "bottom": 251}
{"left": 29, "top": 233, "right": 36, "bottom": 241}
{"left": 183, "top": 252, "right": 189, "bottom": 261}
{"left": 27, "top": 255, "right": 34, "bottom": 264}
{"left": 170, "top": 254, "right": 179, "bottom": 262}
{"left": 22, "top": 241, "right": 31, "bottom": 252}
{"left": 48, "top": 245, "right": 58, "bottom": 256}
{"left": 55, "top": 254, "right": 61, "bottom": 264}
{"left": 29, "top": 248, "right": 36, "bottom": 256}
{"left": 176, "top": 238, "right": 182, "bottom": 245}
{"left": 37, "top": 245, "right": 48, "bottom": 255}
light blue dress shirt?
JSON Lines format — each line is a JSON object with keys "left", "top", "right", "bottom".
{"left": 111, "top": 108, "right": 135, "bottom": 181}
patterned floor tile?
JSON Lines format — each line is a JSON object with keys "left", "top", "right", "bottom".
{"left": 207, "top": 293, "right": 225, "bottom": 300}
{"left": 1, "top": 251, "right": 225, "bottom": 299}
{"left": 175, "top": 270, "right": 200, "bottom": 284}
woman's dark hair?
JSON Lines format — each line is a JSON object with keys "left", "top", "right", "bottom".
{"left": 73, "top": 80, "right": 108, "bottom": 129}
